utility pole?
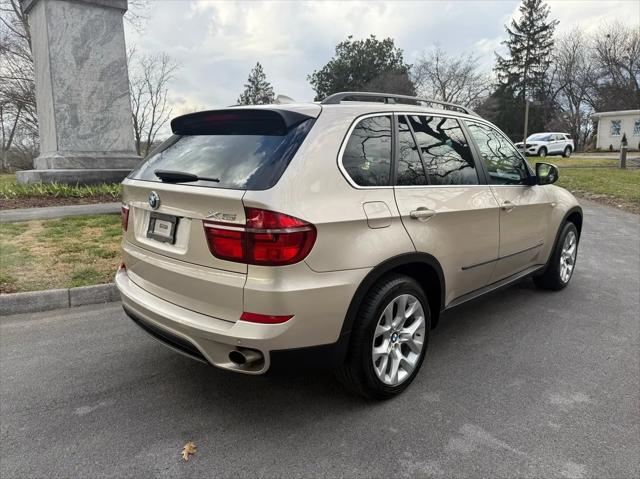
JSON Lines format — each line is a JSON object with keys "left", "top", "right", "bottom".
{"left": 523, "top": 98, "right": 530, "bottom": 146}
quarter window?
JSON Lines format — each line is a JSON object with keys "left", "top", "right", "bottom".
{"left": 342, "top": 116, "right": 392, "bottom": 187}
{"left": 466, "top": 122, "right": 530, "bottom": 186}
{"left": 610, "top": 120, "right": 621, "bottom": 136}
{"left": 408, "top": 115, "right": 478, "bottom": 185}
{"left": 396, "top": 116, "right": 427, "bottom": 186}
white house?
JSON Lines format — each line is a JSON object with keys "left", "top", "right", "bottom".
{"left": 592, "top": 109, "right": 640, "bottom": 151}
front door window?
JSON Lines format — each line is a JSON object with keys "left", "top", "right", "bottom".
{"left": 466, "top": 122, "right": 530, "bottom": 185}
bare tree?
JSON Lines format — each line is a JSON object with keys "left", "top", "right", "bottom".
{"left": 125, "top": 0, "right": 151, "bottom": 33}
{"left": 590, "top": 22, "right": 640, "bottom": 111}
{"left": 551, "top": 29, "right": 597, "bottom": 150}
{"left": 411, "top": 47, "right": 490, "bottom": 108}
{"left": 128, "top": 48, "right": 178, "bottom": 156}
{"left": 0, "top": 0, "right": 37, "bottom": 170}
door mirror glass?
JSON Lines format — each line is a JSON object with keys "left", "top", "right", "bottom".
{"left": 536, "top": 162, "right": 559, "bottom": 185}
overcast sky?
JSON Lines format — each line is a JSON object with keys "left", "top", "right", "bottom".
{"left": 125, "top": 0, "right": 639, "bottom": 116}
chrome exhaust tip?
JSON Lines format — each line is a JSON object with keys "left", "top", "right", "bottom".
{"left": 229, "top": 348, "right": 263, "bottom": 367}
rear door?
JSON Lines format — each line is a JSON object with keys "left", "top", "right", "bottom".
{"left": 465, "top": 121, "right": 552, "bottom": 282}
{"left": 393, "top": 114, "right": 500, "bottom": 305}
{"left": 550, "top": 134, "right": 564, "bottom": 154}
{"left": 121, "top": 108, "right": 318, "bottom": 318}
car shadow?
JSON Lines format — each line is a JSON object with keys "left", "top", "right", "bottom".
{"left": 124, "top": 276, "right": 561, "bottom": 425}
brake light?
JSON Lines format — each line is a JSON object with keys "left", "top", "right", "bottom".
{"left": 240, "top": 312, "right": 294, "bottom": 324}
{"left": 121, "top": 205, "right": 129, "bottom": 231}
{"left": 203, "top": 207, "right": 316, "bottom": 266}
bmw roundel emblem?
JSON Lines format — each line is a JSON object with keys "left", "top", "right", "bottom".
{"left": 148, "top": 191, "right": 160, "bottom": 210}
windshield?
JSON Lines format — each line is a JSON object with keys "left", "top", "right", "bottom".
{"left": 129, "top": 119, "right": 314, "bottom": 190}
{"left": 527, "top": 133, "right": 551, "bottom": 142}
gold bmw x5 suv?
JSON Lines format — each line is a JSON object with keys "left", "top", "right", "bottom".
{"left": 116, "top": 92, "right": 582, "bottom": 399}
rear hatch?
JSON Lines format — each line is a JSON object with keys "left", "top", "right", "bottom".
{"left": 121, "top": 106, "right": 319, "bottom": 320}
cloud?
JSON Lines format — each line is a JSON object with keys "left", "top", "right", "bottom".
{"left": 125, "top": 0, "right": 639, "bottom": 128}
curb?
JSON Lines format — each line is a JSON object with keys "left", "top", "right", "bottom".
{"left": 0, "top": 283, "right": 119, "bottom": 316}
{"left": 0, "top": 202, "right": 121, "bottom": 223}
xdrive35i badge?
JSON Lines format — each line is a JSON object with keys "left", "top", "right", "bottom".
{"left": 148, "top": 191, "right": 160, "bottom": 210}
{"left": 206, "top": 211, "right": 237, "bottom": 221}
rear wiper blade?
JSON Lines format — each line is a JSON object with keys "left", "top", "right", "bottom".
{"left": 154, "top": 169, "right": 220, "bottom": 183}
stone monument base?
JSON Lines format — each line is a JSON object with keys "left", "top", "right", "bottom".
{"left": 17, "top": 151, "right": 142, "bottom": 185}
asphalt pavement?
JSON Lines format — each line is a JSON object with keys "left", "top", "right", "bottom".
{"left": 1, "top": 200, "right": 638, "bottom": 478}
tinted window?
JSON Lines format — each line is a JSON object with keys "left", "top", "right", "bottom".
{"left": 342, "top": 116, "right": 392, "bottom": 187}
{"left": 130, "top": 119, "right": 314, "bottom": 190}
{"left": 396, "top": 116, "right": 427, "bottom": 186}
{"left": 467, "top": 122, "right": 530, "bottom": 185}
{"left": 528, "top": 133, "right": 551, "bottom": 141}
{"left": 408, "top": 115, "right": 478, "bottom": 185}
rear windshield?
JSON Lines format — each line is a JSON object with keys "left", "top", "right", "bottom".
{"left": 129, "top": 118, "right": 314, "bottom": 190}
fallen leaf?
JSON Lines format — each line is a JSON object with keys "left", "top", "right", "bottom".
{"left": 181, "top": 441, "right": 197, "bottom": 461}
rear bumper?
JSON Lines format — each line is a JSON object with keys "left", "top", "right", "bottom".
{"left": 115, "top": 265, "right": 368, "bottom": 374}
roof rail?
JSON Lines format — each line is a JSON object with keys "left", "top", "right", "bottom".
{"left": 320, "top": 91, "right": 478, "bottom": 116}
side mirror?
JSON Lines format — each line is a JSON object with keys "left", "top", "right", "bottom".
{"left": 536, "top": 162, "right": 559, "bottom": 185}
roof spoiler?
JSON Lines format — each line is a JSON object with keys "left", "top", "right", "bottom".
{"left": 171, "top": 109, "right": 314, "bottom": 135}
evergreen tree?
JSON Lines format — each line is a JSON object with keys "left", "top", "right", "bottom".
{"left": 484, "top": 0, "right": 559, "bottom": 140}
{"left": 237, "top": 62, "right": 275, "bottom": 105}
{"left": 496, "top": 0, "right": 559, "bottom": 97}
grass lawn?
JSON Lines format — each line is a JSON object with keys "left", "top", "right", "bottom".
{"left": 0, "top": 174, "right": 121, "bottom": 209}
{"left": 556, "top": 168, "right": 640, "bottom": 213}
{"left": 0, "top": 174, "right": 15, "bottom": 187}
{"left": 0, "top": 214, "right": 122, "bottom": 294}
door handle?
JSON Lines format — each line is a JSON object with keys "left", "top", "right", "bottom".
{"left": 501, "top": 200, "right": 516, "bottom": 212}
{"left": 409, "top": 207, "right": 435, "bottom": 220}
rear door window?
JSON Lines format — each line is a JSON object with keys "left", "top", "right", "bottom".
{"left": 129, "top": 111, "right": 314, "bottom": 190}
{"left": 408, "top": 115, "right": 479, "bottom": 185}
{"left": 342, "top": 115, "right": 392, "bottom": 187}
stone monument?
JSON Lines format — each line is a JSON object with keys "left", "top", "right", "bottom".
{"left": 17, "top": 0, "right": 141, "bottom": 185}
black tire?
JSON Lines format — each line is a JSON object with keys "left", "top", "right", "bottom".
{"left": 534, "top": 222, "right": 579, "bottom": 291}
{"left": 335, "top": 274, "right": 431, "bottom": 400}
{"left": 563, "top": 146, "right": 572, "bottom": 158}
{"left": 538, "top": 147, "right": 547, "bottom": 158}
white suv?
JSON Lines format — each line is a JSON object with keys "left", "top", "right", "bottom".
{"left": 116, "top": 92, "right": 582, "bottom": 399}
{"left": 515, "top": 132, "right": 574, "bottom": 158}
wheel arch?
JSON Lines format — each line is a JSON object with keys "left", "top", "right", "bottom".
{"left": 565, "top": 207, "right": 582, "bottom": 237}
{"left": 341, "top": 253, "right": 446, "bottom": 338}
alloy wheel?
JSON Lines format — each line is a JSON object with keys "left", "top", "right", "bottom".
{"left": 559, "top": 230, "right": 577, "bottom": 283}
{"left": 371, "top": 294, "right": 426, "bottom": 386}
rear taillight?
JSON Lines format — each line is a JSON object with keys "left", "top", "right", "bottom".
{"left": 121, "top": 205, "right": 129, "bottom": 231}
{"left": 203, "top": 207, "right": 316, "bottom": 266}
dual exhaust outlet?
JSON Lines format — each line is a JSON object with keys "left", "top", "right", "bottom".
{"left": 228, "top": 348, "right": 263, "bottom": 367}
